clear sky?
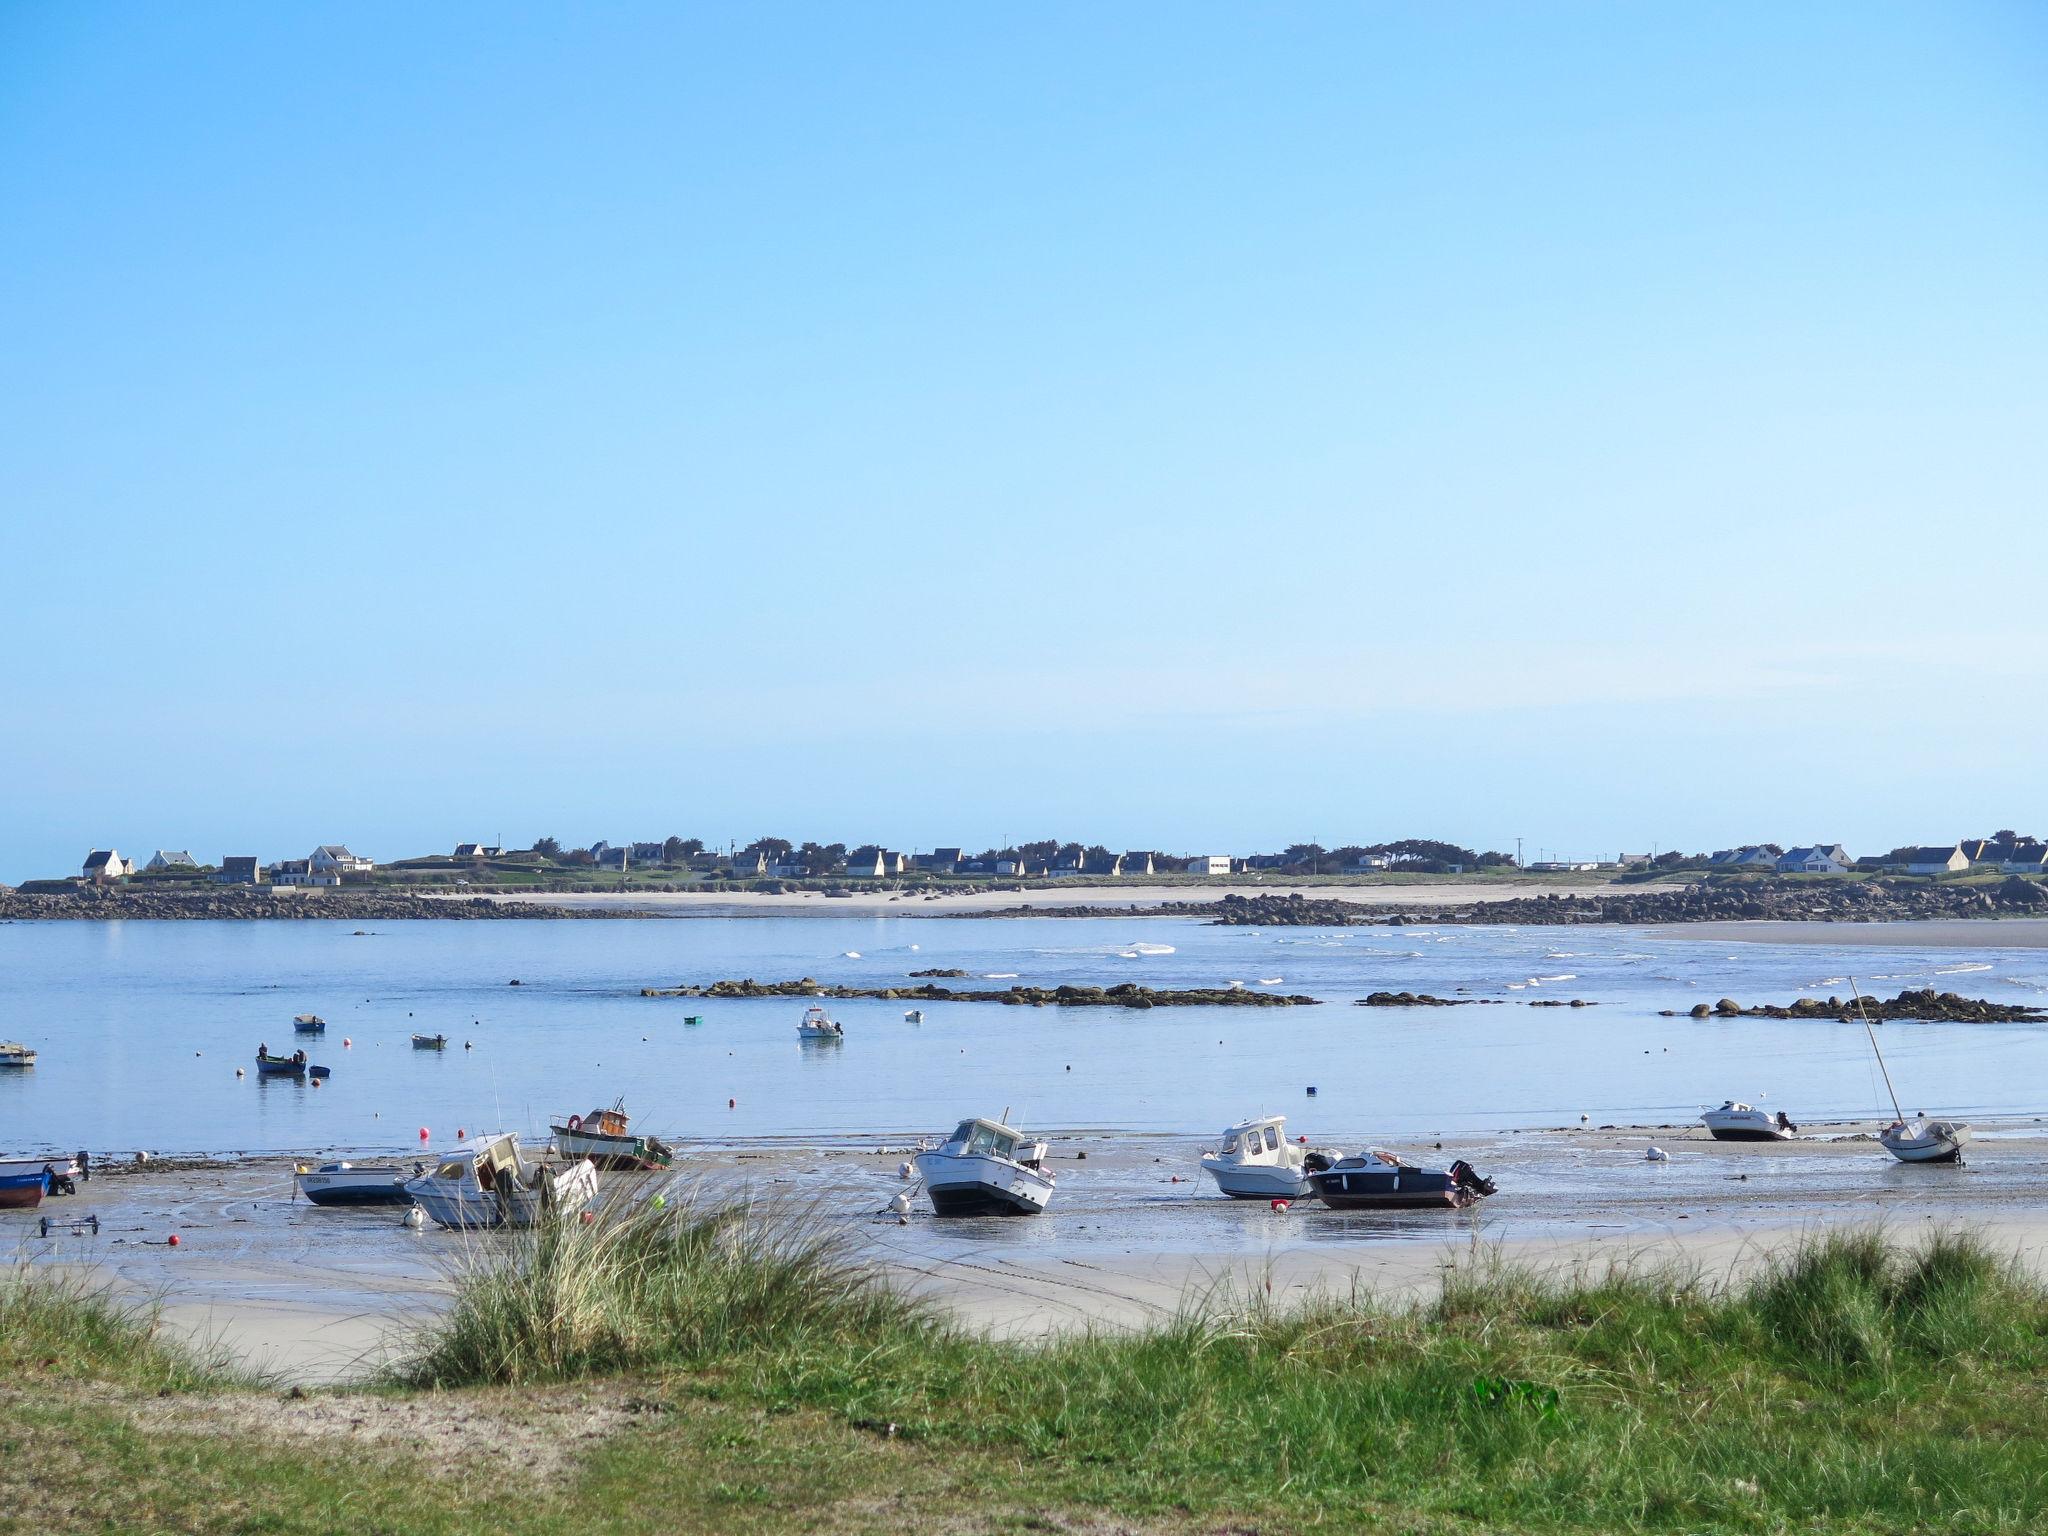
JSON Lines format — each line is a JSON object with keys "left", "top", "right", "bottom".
{"left": 3, "top": 3, "right": 2045, "bottom": 880}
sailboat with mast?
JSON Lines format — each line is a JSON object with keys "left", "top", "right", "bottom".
{"left": 1852, "top": 979, "right": 1971, "bottom": 1165}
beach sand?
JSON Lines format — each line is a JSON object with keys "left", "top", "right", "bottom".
{"left": 491, "top": 879, "right": 1646, "bottom": 918}
{"left": 16, "top": 1121, "right": 2048, "bottom": 1382}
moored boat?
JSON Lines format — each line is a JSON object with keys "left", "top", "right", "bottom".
{"left": 255, "top": 1047, "right": 309, "bottom": 1078}
{"left": 411, "top": 1033, "right": 448, "bottom": 1051}
{"left": 913, "top": 1115, "right": 1055, "bottom": 1216}
{"left": 1306, "top": 1148, "right": 1497, "bottom": 1211}
{"left": 1879, "top": 1118, "right": 1971, "bottom": 1164}
{"left": 1199, "top": 1114, "right": 1339, "bottom": 1200}
{"left": 550, "top": 1102, "right": 675, "bottom": 1170}
{"left": 293, "top": 1014, "right": 327, "bottom": 1034}
{"left": 401, "top": 1133, "right": 600, "bottom": 1229}
{"left": 295, "top": 1161, "right": 415, "bottom": 1206}
{"left": 0, "top": 1042, "right": 37, "bottom": 1068}
{"left": 1701, "top": 1101, "right": 1797, "bottom": 1141}
{"left": 0, "top": 1156, "right": 78, "bottom": 1182}
{"left": 797, "top": 1004, "right": 843, "bottom": 1041}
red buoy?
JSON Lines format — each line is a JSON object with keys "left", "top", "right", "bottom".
{"left": 167, "top": 1233, "right": 181, "bottom": 1247}
{"left": 1270, "top": 1199, "right": 1291, "bottom": 1213}
{"left": 457, "top": 1127, "right": 465, "bottom": 1140}
{"left": 419, "top": 1127, "right": 430, "bottom": 1142}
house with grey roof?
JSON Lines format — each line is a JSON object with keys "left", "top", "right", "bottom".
{"left": 213, "top": 856, "right": 265, "bottom": 885}
{"left": 81, "top": 849, "right": 129, "bottom": 883}
{"left": 144, "top": 850, "right": 198, "bottom": 871}
{"left": 310, "top": 845, "right": 373, "bottom": 875}
{"left": 1776, "top": 845, "right": 1851, "bottom": 875}
{"left": 2000, "top": 841, "right": 2048, "bottom": 874}
{"left": 1902, "top": 845, "right": 1970, "bottom": 876}
{"left": 844, "top": 847, "right": 887, "bottom": 878}
{"left": 1122, "top": 851, "right": 1156, "bottom": 876}
{"left": 1708, "top": 846, "right": 1778, "bottom": 868}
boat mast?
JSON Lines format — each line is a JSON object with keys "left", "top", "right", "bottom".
{"left": 1849, "top": 977, "right": 1905, "bottom": 1122}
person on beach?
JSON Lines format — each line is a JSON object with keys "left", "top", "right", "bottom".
{"left": 76, "top": 1149, "right": 90, "bottom": 1183}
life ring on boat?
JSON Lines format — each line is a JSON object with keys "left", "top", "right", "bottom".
{"left": 566, "top": 1115, "right": 582, "bottom": 1133}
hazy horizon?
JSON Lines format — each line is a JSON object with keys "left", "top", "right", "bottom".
{"left": 5, "top": 4, "right": 2044, "bottom": 885}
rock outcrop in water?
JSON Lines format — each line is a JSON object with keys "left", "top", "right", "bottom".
{"left": 0, "top": 888, "right": 620, "bottom": 921}
{"left": 640, "top": 977, "right": 1320, "bottom": 1007}
{"left": 1661, "top": 989, "right": 2046, "bottom": 1023}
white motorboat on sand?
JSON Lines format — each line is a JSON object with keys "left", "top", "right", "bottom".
{"left": 1199, "top": 1115, "right": 1338, "bottom": 1200}
{"left": 402, "top": 1132, "right": 599, "bottom": 1229}
{"left": 913, "top": 1115, "right": 1055, "bottom": 1216}
{"left": 1701, "top": 1101, "right": 1797, "bottom": 1141}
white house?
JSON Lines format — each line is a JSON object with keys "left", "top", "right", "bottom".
{"left": 1350, "top": 854, "right": 1393, "bottom": 871}
{"left": 82, "top": 849, "right": 129, "bottom": 883}
{"left": 1187, "top": 855, "right": 1234, "bottom": 876}
{"left": 844, "top": 848, "right": 887, "bottom": 878}
{"left": 271, "top": 858, "right": 339, "bottom": 887}
{"left": 729, "top": 850, "right": 768, "bottom": 876}
{"left": 144, "top": 850, "right": 197, "bottom": 872}
{"left": 1776, "top": 845, "right": 1851, "bottom": 875}
{"left": 310, "top": 845, "right": 373, "bottom": 875}
{"left": 1708, "top": 847, "right": 1778, "bottom": 868}
{"left": 1903, "top": 845, "right": 1971, "bottom": 876}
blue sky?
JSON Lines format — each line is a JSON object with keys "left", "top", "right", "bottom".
{"left": 3, "top": 3, "right": 2044, "bottom": 879}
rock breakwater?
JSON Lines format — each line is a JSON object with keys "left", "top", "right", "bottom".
{"left": 0, "top": 888, "right": 624, "bottom": 921}
{"left": 640, "top": 977, "right": 1320, "bottom": 1007}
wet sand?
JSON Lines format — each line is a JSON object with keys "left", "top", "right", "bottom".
{"left": 493, "top": 879, "right": 1641, "bottom": 918}
{"left": 1652, "top": 918, "right": 2048, "bottom": 949}
{"left": 13, "top": 1121, "right": 2048, "bottom": 1383}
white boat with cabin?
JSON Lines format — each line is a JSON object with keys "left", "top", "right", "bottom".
{"left": 913, "top": 1115, "right": 1055, "bottom": 1216}
{"left": 0, "top": 1043, "right": 37, "bottom": 1068}
{"left": 401, "top": 1133, "right": 600, "bottom": 1229}
{"left": 797, "top": 1004, "right": 844, "bottom": 1040}
{"left": 1701, "top": 1102, "right": 1797, "bottom": 1141}
{"left": 295, "top": 1160, "right": 416, "bottom": 1206}
{"left": 1199, "top": 1115, "right": 1338, "bottom": 1199}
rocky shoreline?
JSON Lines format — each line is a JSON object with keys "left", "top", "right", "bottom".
{"left": 971, "top": 876, "right": 2048, "bottom": 929}
{"left": 0, "top": 888, "right": 626, "bottom": 921}
{"left": 1660, "top": 988, "right": 2047, "bottom": 1024}
{"left": 639, "top": 977, "right": 1321, "bottom": 1007}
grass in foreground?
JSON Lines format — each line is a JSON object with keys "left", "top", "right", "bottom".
{"left": 7, "top": 1217, "right": 2048, "bottom": 1533}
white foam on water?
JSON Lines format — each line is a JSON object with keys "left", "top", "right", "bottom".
{"left": 1257, "top": 977, "right": 1283, "bottom": 985}
{"left": 1535, "top": 973, "right": 1577, "bottom": 983}
{"left": 842, "top": 951, "right": 862, "bottom": 959}
{"left": 1127, "top": 943, "right": 1177, "bottom": 956}
{"left": 1935, "top": 962, "right": 1993, "bottom": 975}
{"left": 982, "top": 972, "right": 1018, "bottom": 980}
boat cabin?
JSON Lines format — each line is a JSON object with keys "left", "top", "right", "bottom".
{"left": 942, "top": 1118, "right": 1045, "bottom": 1168}
{"left": 423, "top": 1135, "right": 525, "bottom": 1191}
{"left": 1214, "top": 1116, "right": 1290, "bottom": 1165}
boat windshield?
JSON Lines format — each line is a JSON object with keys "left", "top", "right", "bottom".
{"left": 1263, "top": 1125, "right": 1280, "bottom": 1151}
{"left": 430, "top": 1158, "right": 471, "bottom": 1180}
{"left": 949, "top": 1120, "right": 978, "bottom": 1145}
{"left": 965, "top": 1125, "right": 1017, "bottom": 1159}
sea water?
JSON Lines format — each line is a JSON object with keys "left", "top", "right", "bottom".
{"left": 2, "top": 915, "right": 2047, "bottom": 1157}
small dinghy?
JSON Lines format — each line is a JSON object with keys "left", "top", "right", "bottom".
{"left": 904, "top": 1009, "right": 924, "bottom": 1024}
{"left": 1306, "top": 1148, "right": 1497, "bottom": 1211}
{"left": 1199, "top": 1115, "right": 1340, "bottom": 1200}
{"left": 913, "top": 1115, "right": 1055, "bottom": 1216}
{"left": 0, "top": 1168, "right": 53, "bottom": 1210}
{"left": 292, "top": 1014, "right": 327, "bottom": 1034}
{"left": 550, "top": 1102, "right": 676, "bottom": 1170}
{"left": 1701, "top": 1101, "right": 1797, "bottom": 1141}
{"left": 1850, "top": 980, "right": 1971, "bottom": 1165}
{"left": 295, "top": 1161, "right": 415, "bottom": 1206}
{"left": 0, "top": 1042, "right": 37, "bottom": 1068}
{"left": 254, "top": 1047, "right": 309, "bottom": 1078}
{"left": 401, "top": 1133, "right": 599, "bottom": 1230}
{"left": 796, "top": 1005, "right": 843, "bottom": 1041}
{"left": 411, "top": 1033, "right": 448, "bottom": 1051}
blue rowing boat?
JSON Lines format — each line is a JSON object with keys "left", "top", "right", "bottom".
{"left": 254, "top": 1049, "right": 307, "bottom": 1078}
{"left": 0, "top": 1169, "right": 50, "bottom": 1210}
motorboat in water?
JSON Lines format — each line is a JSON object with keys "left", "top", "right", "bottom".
{"left": 401, "top": 1133, "right": 600, "bottom": 1229}
{"left": 411, "top": 1033, "right": 449, "bottom": 1051}
{"left": 254, "top": 1046, "right": 308, "bottom": 1078}
{"left": 797, "top": 1004, "right": 843, "bottom": 1041}
{"left": 295, "top": 1160, "right": 416, "bottom": 1206}
{"left": 1199, "top": 1115, "right": 1339, "bottom": 1200}
{"left": 292, "top": 1014, "right": 327, "bottom": 1034}
{"left": 913, "top": 1115, "right": 1055, "bottom": 1216}
{"left": 550, "top": 1102, "right": 676, "bottom": 1170}
{"left": 904, "top": 1009, "right": 924, "bottom": 1024}
{"left": 1851, "top": 980, "right": 1970, "bottom": 1165}
{"left": 1701, "top": 1101, "right": 1798, "bottom": 1141}
{"left": 1306, "top": 1148, "right": 1497, "bottom": 1211}
{"left": 0, "top": 1042, "right": 37, "bottom": 1068}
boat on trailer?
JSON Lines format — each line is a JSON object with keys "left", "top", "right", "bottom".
{"left": 550, "top": 1103, "right": 675, "bottom": 1170}
{"left": 402, "top": 1133, "right": 599, "bottom": 1229}
{"left": 1306, "top": 1149, "right": 1497, "bottom": 1211}
{"left": 797, "top": 1005, "right": 843, "bottom": 1041}
{"left": 1701, "top": 1102, "right": 1797, "bottom": 1141}
{"left": 0, "top": 1042, "right": 37, "bottom": 1068}
{"left": 913, "top": 1115, "right": 1055, "bottom": 1216}
{"left": 295, "top": 1161, "right": 416, "bottom": 1206}
{"left": 292, "top": 1014, "right": 327, "bottom": 1034}
{"left": 1199, "top": 1115, "right": 1339, "bottom": 1200}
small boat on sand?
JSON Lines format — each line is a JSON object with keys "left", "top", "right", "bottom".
{"left": 0, "top": 1169, "right": 52, "bottom": 1210}
{"left": 1306, "top": 1149, "right": 1497, "bottom": 1211}
{"left": 1200, "top": 1114, "right": 1340, "bottom": 1200}
{"left": 0, "top": 1042, "right": 37, "bottom": 1068}
{"left": 0, "top": 1156, "right": 79, "bottom": 1181}
{"left": 255, "top": 1047, "right": 309, "bottom": 1078}
{"left": 913, "top": 1115, "right": 1055, "bottom": 1216}
{"left": 295, "top": 1161, "right": 415, "bottom": 1206}
{"left": 1851, "top": 980, "right": 1971, "bottom": 1165}
{"left": 797, "top": 1005, "right": 843, "bottom": 1041}
{"left": 411, "top": 1033, "right": 448, "bottom": 1051}
{"left": 293, "top": 1014, "right": 327, "bottom": 1034}
{"left": 402, "top": 1133, "right": 599, "bottom": 1229}
{"left": 550, "top": 1102, "right": 675, "bottom": 1170}
{"left": 1701, "top": 1102, "right": 1797, "bottom": 1141}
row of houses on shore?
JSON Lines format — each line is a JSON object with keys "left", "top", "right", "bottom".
{"left": 1708, "top": 840, "right": 2048, "bottom": 876}
{"left": 79, "top": 846, "right": 375, "bottom": 887}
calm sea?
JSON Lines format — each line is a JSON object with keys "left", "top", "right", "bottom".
{"left": 3, "top": 916, "right": 2046, "bottom": 1157}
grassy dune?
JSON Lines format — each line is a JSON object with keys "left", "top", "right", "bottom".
{"left": 6, "top": 1213, "right": 2048, "bottom": 1533}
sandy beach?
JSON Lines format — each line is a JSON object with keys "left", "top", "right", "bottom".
{"left": 19, "top": 1120, "right": 2048, "bottom": 1384}
{"left": 494, "top": 879, "right": 1644, "bottom": 918}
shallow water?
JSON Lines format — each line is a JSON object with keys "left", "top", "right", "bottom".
{"left": 3, "top": 916, "right": 2047, "bottom": 1157}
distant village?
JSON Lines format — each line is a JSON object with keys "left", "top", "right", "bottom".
{"left": 35, "top": 831, "right": 2048, "bottom": 891}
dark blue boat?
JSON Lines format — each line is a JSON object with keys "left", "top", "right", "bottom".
{"left": 254, "top": 1049, "right": 308, "bottom": 1078}
{"left": 0, "top": 1169, "right": 51, "bottom": 1210}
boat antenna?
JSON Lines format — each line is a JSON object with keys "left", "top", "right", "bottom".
{"left": 1848, "top": 977, "right": 1904, "bottom": 1122}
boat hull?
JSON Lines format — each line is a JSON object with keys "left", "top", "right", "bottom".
{"left": 297, "top": 1170, "right": 412, "bottom": 1206}
{"left": 552, "top": 1128, "right": 673, "bottom": 1171}
{"left": 0, "top": 1172, "right": 49, "bottom": 1210}
{"left": 1308, "top": 1168, "right": 1479, "bottom": 1211}
{"left": 403, "top": 1160, "right": 599, "bottom": 1230}
{"left": 1200, "top": 1159, "right": 1314, "bottom": 1200}
{"left": 1706, "top": 1127, "right": 1791, "bottom": 1142}
{"left": 255, "top": 1061, "right": 305, "bottom": 1078}
{"left": 914, "top": 1151, "right": 1053, "bottom": 1216}
{"left": 1882, "top": 1126, "right": 1971, "bottom": 1164}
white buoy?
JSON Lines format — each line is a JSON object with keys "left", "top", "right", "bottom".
{"left": 898, "top": 1161, "right": 913, "bottom": 1180}
{"left": 1580, "top": 1112, "right": 1590, "bottom": 1122}
{"left": 1645, "top": 1145, "right": 1669, "bottom": 1162}
{"left": 403, "top": 1206, "right": 425, "bottom": 1229}
{"left": 890, "top": 1190, "right": 912, "bottom": 1217}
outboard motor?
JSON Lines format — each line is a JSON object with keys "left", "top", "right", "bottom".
{"left": 1302, "top": 1150, "right": 1334, "bottom": 1174}
{"left": 1448, "top": 1160, "right": 1497, "bottom": 1198}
